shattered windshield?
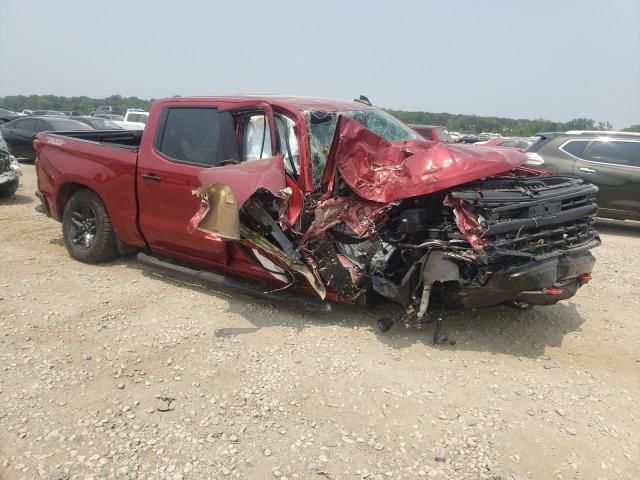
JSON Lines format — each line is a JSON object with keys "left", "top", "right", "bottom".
{"left": 305, "top": 109, "right": 422, "bottom": 185}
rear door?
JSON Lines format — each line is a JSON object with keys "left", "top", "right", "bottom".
{"left": 572, "top": 139, "right": 640, "bottom": 214}
{"left": 136, "top": 103, "right": 280, "bottom": 266}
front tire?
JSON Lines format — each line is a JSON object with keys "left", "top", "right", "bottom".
{"left": 62, "top": 189, "right": 118, "bottom": 263}
{"left": 0, "top": 179, "right": 19, "bottom": 198}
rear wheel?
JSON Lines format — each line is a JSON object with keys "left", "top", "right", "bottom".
{"left": 62, "top": 189, "right": 118, "bottom": 263}
{"left": 0, "top": 179, "right": 19, "bottom": 198}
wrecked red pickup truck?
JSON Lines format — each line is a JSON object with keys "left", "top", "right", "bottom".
{"left": 34, "top": 96, "right": 599, "bottom": 338}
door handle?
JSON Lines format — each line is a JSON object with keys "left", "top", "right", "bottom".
{"left": 142, "top": 173, "right": 162, "bottom": 182}
{"left": 579, "top": 167, "right": 597, "bottom": 174}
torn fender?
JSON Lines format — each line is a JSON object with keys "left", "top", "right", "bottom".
{"left": 327, "top": 116, "right": 527, "bottom": 203}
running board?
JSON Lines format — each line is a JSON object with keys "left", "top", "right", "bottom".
{"left": 136, "top": 252, "right": 332, "bottom": 313}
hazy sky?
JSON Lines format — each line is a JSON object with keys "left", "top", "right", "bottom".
{"left": 1, "top": 0, "right": 639, "bottom": 127}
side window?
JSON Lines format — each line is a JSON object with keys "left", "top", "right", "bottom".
{"left": 498, "top": 140, "right": 516, "bottom": 147}
{"left": 19, "top": 119, "right": 35, "bottom": 132}
{"left": 157, "top": 108, "right": 239, "bottom": 166}
{"left": 34, "top": 119, "right": 49, "bottom": 133}
{"left": 588, "top": 141, "right": 640, "bottom": 167}
{"left": 242, "top": 114, "right": 273, "bottom": 161}
{"left": 560, "top": 140, "right": 589, "bottom": 159}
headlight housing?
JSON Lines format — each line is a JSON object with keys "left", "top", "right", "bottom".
{"left": 9, "top": 155, "right": 22, "bottom": 175}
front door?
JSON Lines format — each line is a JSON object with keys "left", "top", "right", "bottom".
{"left": 136, "top": 103, "right": 280, "bottom": 266}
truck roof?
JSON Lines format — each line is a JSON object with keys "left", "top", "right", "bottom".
{"left": 158, "top": 95, "right": 376, "bottom": 113}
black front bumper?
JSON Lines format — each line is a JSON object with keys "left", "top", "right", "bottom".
{"left": 455, "top": 251, "right": 596, "bottom": 308}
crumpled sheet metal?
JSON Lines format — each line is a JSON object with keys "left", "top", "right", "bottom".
{"left": 445, "top": 196, "right": 487, "bottom": 250}
{"left": 300, "top": 196, "right": 392, "bottom": 245}
{"left": 189, "top": 155, "right": 289, "bottom": 239}
{"left": 242, "top": 226, "right": 327, "bottom": 299}
{"left": 197, "top": 155, "right": 287, "bottom": 206}
{"left": 328, "top": 116, "right": 527, "bottom": 203}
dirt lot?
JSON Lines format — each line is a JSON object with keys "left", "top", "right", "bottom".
{"left": 1, "top": 164, "right": 639, "bottom": 480}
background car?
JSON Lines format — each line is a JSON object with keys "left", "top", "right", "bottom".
{"left": 0, "top": 108, "right": 20, "bottom": 125}
{"left": 91, "top": 105, "right": 123, "bottom": 116}
{"left": 0, "top": 130, "right": 22, "bottom": 198}
{"left": 31, "top": 110, "right": 66, "bottom": 116}
{"left": 525, "top": 130, "right": 640, "bottom": 221}
{"left": 74, "top": 116, "right": 123, "bottom": 130}
{"left": 0, "top": 116, "right": 93, "bottom": 160}
{"left": 93, "top": 113, "right": 125, "bottom": 121}
{"left": 475, "top": 137, "right": 532, "bottom": 150}
{"left": 408, "top": 124, "right": 454, "bottom": 143}
{"left": 122, "top": 109, "right": 148, "bottom": 129}
{"left": 448, "top": 131, "right": 462, "bottom": 142}
{"left": 460, "top": 134, "right": 481, "bottom": 144}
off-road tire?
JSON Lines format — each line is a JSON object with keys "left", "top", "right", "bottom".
{"left": 62, "top": 189, "right": 118, "bottom": 263}
{"left": 0, "top": 179, "right": 19, "bottom": 198}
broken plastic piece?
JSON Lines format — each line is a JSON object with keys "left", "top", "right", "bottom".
{"left": 158, "top": 397, "right": 175, "bottom": 412}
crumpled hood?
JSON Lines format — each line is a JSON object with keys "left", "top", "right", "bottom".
{"left": 324, "top": 116, "right": 527, "bottom": 203}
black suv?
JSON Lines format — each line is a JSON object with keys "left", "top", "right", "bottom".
{"left": 525, "top": 131, "right": 640, "bottom": 221}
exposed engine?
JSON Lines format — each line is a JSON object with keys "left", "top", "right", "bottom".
{"left": 322, "top": 175, "right": 600, "bottom": 319}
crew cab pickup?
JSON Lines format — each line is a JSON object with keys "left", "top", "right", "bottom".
{"left": 34, "top": 96, "right": 600, "bottom": 338}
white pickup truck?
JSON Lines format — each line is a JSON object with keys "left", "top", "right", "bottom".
{"left": 109, "top": 109, "right": 148, "bottom": 130}
{"left": 121, "top": 109, "right": 148, "bottom": 130}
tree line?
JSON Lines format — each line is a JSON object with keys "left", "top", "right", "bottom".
{"left": 0, "top": 94, "right": 151, "bottom": 115}
{"left": 388, "top": 110, "right": 623, "bottom": 136}
{"left": 1, "top": 94, "right": 636, "bottom": 135}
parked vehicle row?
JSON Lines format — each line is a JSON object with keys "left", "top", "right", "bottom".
{"left": 0, "top": 116, "right": 93, "bottom": 160}
{"left": 0, "top": 105, "right": 149, "bottom": 127}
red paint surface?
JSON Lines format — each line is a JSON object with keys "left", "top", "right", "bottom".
{"left": 328, "top": 116, "right": 527, "bottom": 203}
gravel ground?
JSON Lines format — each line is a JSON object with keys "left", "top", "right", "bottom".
{"left": 1, "top": 164, "right": 639, "bottom": 480}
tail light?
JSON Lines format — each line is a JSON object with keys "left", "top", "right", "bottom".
{"left": 525, "top": 152, "right": 545, "bottom": 166}
{"left": 578, "top": 273, "right": 592, "bottom": 283}
{"left": 543, "top": 287, "right": 564, "bottom": 296}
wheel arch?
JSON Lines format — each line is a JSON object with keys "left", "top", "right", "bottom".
{"left": 57, "top": 182, "right": 105, "bottom": 219}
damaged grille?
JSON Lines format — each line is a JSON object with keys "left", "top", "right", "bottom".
{"left": 449, "top": 176, "right": 600, "bottom": 262}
